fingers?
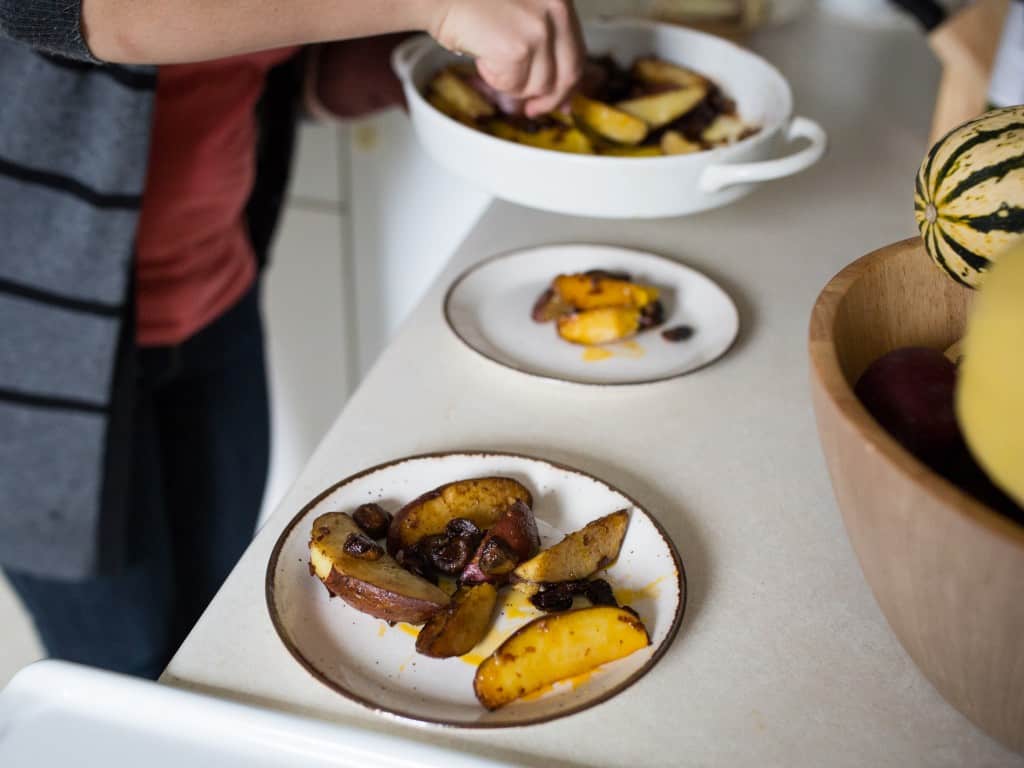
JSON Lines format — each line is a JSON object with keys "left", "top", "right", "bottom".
{"left": 525, "top": 0, "right": 583, "bottom": 116}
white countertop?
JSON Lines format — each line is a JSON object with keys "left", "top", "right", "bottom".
{"left": 163, "top": 12, "right": 1024, "bottom": 767}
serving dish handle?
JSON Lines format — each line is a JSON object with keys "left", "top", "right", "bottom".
{"left": 392, "top": 34, "right": 436, "bottom": 81}
{"left": 699, "top": 116, "right": 827, "bottom": 192}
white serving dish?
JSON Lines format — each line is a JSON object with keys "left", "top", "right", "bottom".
{"left": 392, "top": 18, "right": 826, "bottom": 219}
{"left": 0, "top": 660, "right": 515, "bottom": 767}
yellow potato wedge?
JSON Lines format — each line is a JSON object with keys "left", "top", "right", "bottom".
{"left": 487, "top": 121, "right": 594, "bottom": 155}
{"left": 310, "top": 513, "right": 450, "bottom": 624}
{"left": 702, "top": 114, "right": 747, "bottom": 144}
{"left": 556, "top": 308, "right": 642, "bottom": 346}
{"left": 660, "top": 130, "right": 702, "bottom": 155}
{"left": 616, "top": 85, "right": 707, "bottom": 129}
{"left": 571, "top": 94, "right": 648, "bottom": 145}
{"left": 553, "top": 273, "right": 659, "bottom": 311}
{"left": 632, "top": 57, "right": 707, "bottom": 89}
{"left": 430, "top": 68, "right": 495, "bottom": 121}
{"left": 473, "top": 606, "right": 650, "bottom": 709}
{"left": 387, "top": 477, "right": 533, "bottom": 554}
{"left": 415, "top": 583, "right": 498, "bottom": 658}
{"left": 513, "top": 510, "right": 629, "bottom": 595}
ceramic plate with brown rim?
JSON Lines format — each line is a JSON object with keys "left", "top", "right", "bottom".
{"left": 443, "top": 244, "right": 739, "bottom": 386}
{"left": 266, "top": 451, "right": 685, "bottom": 728}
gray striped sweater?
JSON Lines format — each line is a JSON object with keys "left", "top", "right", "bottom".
{"left": 0, "top": 2, "right": 297, "bottom": 579}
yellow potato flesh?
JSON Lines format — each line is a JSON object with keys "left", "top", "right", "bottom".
{"left": 557, "top": 308, "right": 641, "bottom": 345}
{"left": 473, "top": 606, "right": 650, "bottom": 710}
{"left": 513, "top": 509, "right": 629, "bottom": 590}
{"left": 616, "top": 86, "right": 706, "bottom": 129}
{"left": 571, "top": 94, "right": 648, "bottom": 145}
{"left": 553, "top": 274, "right": 659, "bottom": 310}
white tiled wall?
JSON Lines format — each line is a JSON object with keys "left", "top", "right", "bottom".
{"left": 0, "top": 120, "right": 355, "bottom": 689}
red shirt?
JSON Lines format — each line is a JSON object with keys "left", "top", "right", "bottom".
{"left": 134, "top": 47, "right": 299, "bottom": 347}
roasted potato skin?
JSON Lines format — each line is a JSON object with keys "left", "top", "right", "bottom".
{"left": 387, "top": 477, "right": 533, "bottom": 555}
{"left": 462, "top": 500, "right": 541, "bottom": 584}
{"left": 415, "top": 583, "right": 498, "bottom": 659}
{"left": 473, "top": 606, "right": 651, "bottom": 709}
{"left": 513, "top": 509, "right": 630, "bottom": 593}
{"left": 553, "top": 273, "right": 659, "bottom": 311}
{"left": 310, "top": 513, "right": 450, "bottom": 624}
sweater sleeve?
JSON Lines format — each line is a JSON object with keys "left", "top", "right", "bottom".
{"left": 0, "top": 0, "right": 96, "bottom": 61}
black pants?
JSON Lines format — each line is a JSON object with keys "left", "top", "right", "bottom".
{"left": 5, "top": 285, "right": 269, "bottom": 679}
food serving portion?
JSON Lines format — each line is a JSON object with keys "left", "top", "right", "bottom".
{"left": 445, "top": 244, "right": 740, "bottom": 385}
{"left": 427, "top": 55, "right": 759, "bottom": 157}
{"left": 266, "top": 452, "right": 685, "bottom": 726}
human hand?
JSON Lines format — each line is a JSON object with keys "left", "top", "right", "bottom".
{"left": 427, "top": 0, "right": 585, "bottom": 117}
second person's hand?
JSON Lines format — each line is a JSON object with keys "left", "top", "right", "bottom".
{"left": 427, "top": 0, "right": 585, "bottom": 117}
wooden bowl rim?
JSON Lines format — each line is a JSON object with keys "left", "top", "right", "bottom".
{"left": 808, "top": 236, "right": 1024, "bottom": 549}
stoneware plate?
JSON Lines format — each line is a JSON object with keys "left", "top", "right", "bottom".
{"left": 443, "top": 244, "right": 739, "bottom": 386}
{"left": 266, "top": 452, "right": 686, "bottom": 728}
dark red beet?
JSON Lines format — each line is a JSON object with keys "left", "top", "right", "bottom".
{"left": 854, "top": 347, "right": 961, "bottom": 470}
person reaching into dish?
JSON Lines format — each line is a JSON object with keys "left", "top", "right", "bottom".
{"left": 0, "top": 0, "right": 584, "bottom": 680}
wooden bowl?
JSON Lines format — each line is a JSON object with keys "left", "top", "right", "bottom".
{"left": 809, "top": 237, "right": 1024, "bottom": 752}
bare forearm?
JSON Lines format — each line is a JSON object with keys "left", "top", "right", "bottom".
{"left": 81, "top": 0, "right": 439, "bottom": 63}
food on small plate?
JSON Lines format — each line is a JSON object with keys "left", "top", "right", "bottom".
{"left": 661, "top": 324, "right": 695, "bottom": 342}
{"left": 513, "top": 510, "right": 629, "bottom": 595}
{"left": 462, "top": 500, "right": 541, "bottom": 584}
{"left": 425, "top": 55, "right": 757, "bottom": 157}
{"left": 552, "top": 272, "right": 659, "bottom": 311}
{"left": 415, "top": 582, "right": 499, "bottom": 659}
{"left": 473, "top": 606, "right": 651, "bottom": 710}
{"left": 309, "top": 512, "right": 450, "bottom": 624}
{"left": 533, "top": 270, "right": 669, "bottom": 346}
{"left": 387, "top": 477, "right": 532, "bottom": 555}
{"left": 308, "top": 477, "right": 653, "bottom": 709}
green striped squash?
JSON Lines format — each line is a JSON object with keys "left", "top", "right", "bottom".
{"left": 914, "top": 106, "right": 1024, "bottom": 289}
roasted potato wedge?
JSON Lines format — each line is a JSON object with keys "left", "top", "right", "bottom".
{"left": 462, "top": 500, "right": 541, "bottom": 584}
{"left": 513, "top": 510, "right": 629, "bottom": 595}
{"left": 487, "top": 121, "right": 594, "bottom": 154}
{"left": 660, "top": 130, "right": 702, "bottom": 155}
{"left": 556, "top": 308, "right": 642, "bottom": 346}
{"left": 702, "top": 114, "right": 747, "bottom": 144}
{"left": 473, "top": 606, "right": 650, "bottom": 709}
{"left": 571, "top": 94, "right": 648, "bottom": 145}
{"left": 309, "top": 513, "right": 450, "bottom": 624}
{"left": 632, "top": 57, "right": 707, "bottom": 89}
{"left": 430, "top": 69, "right": 495, "bottom": 121}
{"left": 616, "top": 85, "right": 707, "bottom": 129}
{"left": 387, "top": 477, "right": 533, "bottom": 554}
{"left": 415, "top": 583, "right": 498, "bottom": 659}
{"left": 553, "top": 273, "right": 659, "bottom": 311}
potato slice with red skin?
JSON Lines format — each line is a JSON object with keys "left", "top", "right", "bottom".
{"left": 387, "top": 477, "right": 533, "bottom": 555}
{"left": 473, "top": 606, "right": 650, "bottom": 710}
{"left": 415, "top": 583, "right": 498, "bottom": 658}
{"left": 309, "top": 513, "right": 449, "bottom": 624}
{"left": 462, "top": 500, "right": 540, "bottom": 584}
{"left": 513, "top": 510, "right": 629, "bottom": 596}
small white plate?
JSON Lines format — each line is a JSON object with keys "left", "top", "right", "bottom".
{"left": 266, "top": 452, "right": 686, "bottom": 728}
{"left": 443, "top": 244, "right": 739, "bottom": 385}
